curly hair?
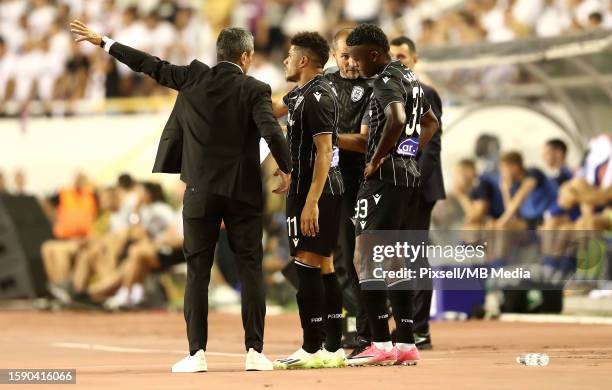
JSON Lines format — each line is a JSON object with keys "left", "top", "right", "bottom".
{"left": 346, "top": 24, "right": 390, "bottom": 53}
{"left": 290, "top": 32, "right": 330, "bottom": 67}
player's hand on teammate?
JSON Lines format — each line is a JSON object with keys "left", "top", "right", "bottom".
{"left": 273, "top": 169, "right": 291, "bottom": 194}
{"left": 300, "top": 200, "right": 319, "bottom": 237}
{"left": 70, "top": 20, "right": 103, "bottom": 46}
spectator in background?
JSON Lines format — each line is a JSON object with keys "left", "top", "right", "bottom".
{"left": 452, "top": 159, "right": 505, "bottom": 229}
{"left": 27, "top": 0, "right": 57, "bottom": 39}
{"left": 114, "top": 6, "right": 147, "bottom": 94}
{"left": 48, "top": 172, "right": 98, "bottom": 239}
{"left": 495, "top": 151, "right": 558, "bottom": 230}
{"left": 475, "top": 133, "right": 501, "bottom": 174}
{"left": 536, "top": 0, "right": 572, "bottom": 37}
{"left": 341, "top": 0, "right": 381, "bottom": 24}
{"left": 55, "top": 40, "right": 91, "bottom": 106}
{"left": 281, "top": 0, "right": 326, "bottom": 40}
{"left": 587, "top": 11, "right": 604, "bottom": 29}
{"left": 543, "top": 138, "right": 573, "bottom": 187}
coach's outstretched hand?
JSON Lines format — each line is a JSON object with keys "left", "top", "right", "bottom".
{"left": 70, "top": 20, "right": 103, "bottom": 46}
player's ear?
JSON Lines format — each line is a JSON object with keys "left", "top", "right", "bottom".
{"left": 299, "top": 54, "right": 308, "bottom": 69}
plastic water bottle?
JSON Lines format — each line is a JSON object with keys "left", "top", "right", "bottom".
{"left": 516, "top": 353, "right": 550, "bottom": 366}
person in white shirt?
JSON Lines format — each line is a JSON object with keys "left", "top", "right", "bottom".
{"left": 27, "top": 0, "right": 57, "bottom": 39}
{"left": 536, "top": 0, "right": 572, "bottom": 37}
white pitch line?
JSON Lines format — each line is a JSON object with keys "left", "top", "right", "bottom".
{"left": 52, "top": 342, "right": 244, "bottom": 358}
{"left": 499, "top": 313, "right": 612, "bottom": 325}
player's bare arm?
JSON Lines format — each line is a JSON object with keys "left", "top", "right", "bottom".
{"left": 419, "top": 108, "right": 439, "bottom": 150}
{"left": 301, "top": 134, "right": 333, "bottom": 237}
{"left": 364, "top": 102, "right": 405, "bottom": 178}
{"left": 272, "top": 97, "right": 289, "bottom": 118}
{"left": 338, "top": 124, "right": 369, "bottom": 153}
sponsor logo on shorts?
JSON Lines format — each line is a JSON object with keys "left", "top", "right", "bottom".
{"left": 328, "top": 313, "right": 343, "bottom": 319}
{"left": 397, "top": 138, "right": 419, "bottom": 157}
{"left": 311, "top": 317, "right": 323, "bottom": 323}
{"left": 377, "top": 314, "right": 389, "bottom": 319}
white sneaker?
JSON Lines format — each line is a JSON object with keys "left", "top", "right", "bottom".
{"left": 245, "top": 348, "right": 273, "bottom": 371}
{"left": 171, "top": 350, "right": 208, "bottom": 373}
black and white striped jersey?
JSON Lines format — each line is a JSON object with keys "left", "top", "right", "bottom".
{"left": 366, "top": 60, "right": 431, "bottom": 188}
{"left": 282, "top": 74, "right": 344, "bottom": 196}
{"left": 324, "top": 70, "right": 372, "bottom": 178}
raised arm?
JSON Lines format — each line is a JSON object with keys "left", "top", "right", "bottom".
{"left": 70, "top": 19, "right": 194, "bottom": 91}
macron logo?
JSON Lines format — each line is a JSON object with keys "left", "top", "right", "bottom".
{"left": 382, "top": 76, "right": 390, "bottom": 84}
{"left": 359, "top": 221, "right": 366, "bottom": 229}
{"left": 313, "top": 92, "right": 322, "bottom": 102}
{"left": 292, "top": 238, "right": 300, "bottom": 246}
{"left": 373, "top": 194, "right": 381, "bottom": 204}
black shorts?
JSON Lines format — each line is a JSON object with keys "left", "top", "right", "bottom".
{"left": 286, "top": 193, "right": 342, "bottom": 257}
{"left": 354, "top": 179, "right": 420, "bottom": 236}
{"left": 157, "top": 247, "right": 185, "bottom": 270}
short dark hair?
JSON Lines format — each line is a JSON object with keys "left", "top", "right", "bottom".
{"left": 500, "top": 151, "right": 524, "bottom": 168}
{"left": 216, "top": 27, "right": 254, "bottom": 62}
{"left": 117, "top": 173, "right": 134, "bottom": 190}
{"left": 546, "top": 138, "right": 568, "bottom": 156}
{"left": 332, "top": 28, "right": 353, "bottom": 49}
{"left": 390, "top": 36, "right": 416, "bottom": 54}
{"left": 142, "top": 182, "right": 166, "bottom": 203}
{"left": 589, "top": 12, "right": 603, "bottom": 23}
{"left": 290, "top": 32, "right": 330, "bottom": 68}
{"left": 346, "top": 24, "right": 390, "bottom": 54}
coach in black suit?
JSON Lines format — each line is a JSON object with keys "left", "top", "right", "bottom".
{"left": 70, "top": 21, "right": 292, "bottom": 371}
{"left": 390, "top": 37, "right": 445, "bottom": 349}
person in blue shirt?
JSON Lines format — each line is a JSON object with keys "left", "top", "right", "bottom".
{"left": 495, "top": 151, "right": 558, "bottom": 230}
{"left": 543, "top": 139, "right": 573, "bottom": 187}
{"left": 451, "top": 159, "right": 504, "bottom": 229}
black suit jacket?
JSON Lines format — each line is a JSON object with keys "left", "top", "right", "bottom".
{"left": 108, "top": 42, "right": 291, "bottom": 208}
{"left": 418, "top": 83, "right": 446, "bottom": 203}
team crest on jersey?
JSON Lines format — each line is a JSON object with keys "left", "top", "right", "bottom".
{"left": 351, "top": 86, "right": 365, "bottom": 102}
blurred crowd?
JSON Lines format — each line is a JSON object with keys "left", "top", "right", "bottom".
{"left": 2, "top": 167, "right": 290, "bottom": 310}
{"left": 1, "top": 0, "right": 612, "bottom": 115}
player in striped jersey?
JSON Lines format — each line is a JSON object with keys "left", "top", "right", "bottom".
{"left": 339, "top": 24, "right": 439, "bottom": 367}
{"left": 271, "top": 32, "right": 346, "bottom": 370}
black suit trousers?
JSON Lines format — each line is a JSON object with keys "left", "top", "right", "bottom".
{"left": 182, "top": 187, "right": 265, "bottom": 352}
